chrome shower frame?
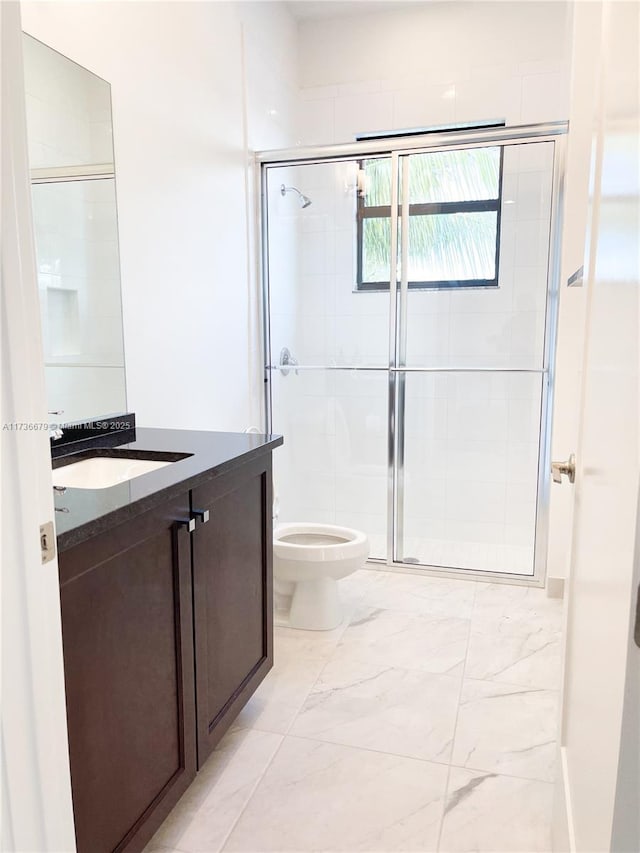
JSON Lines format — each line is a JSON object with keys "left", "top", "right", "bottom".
{"left": 256, "top": 122, "right": 567, "bottom": 587}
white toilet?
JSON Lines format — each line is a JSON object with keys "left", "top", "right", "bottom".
{"left": 273, "top": 523, "right": 369, "bottom": 631}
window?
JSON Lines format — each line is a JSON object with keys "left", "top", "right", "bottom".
{"left": 356, "top": 146, "right": 503, "bottom": 290}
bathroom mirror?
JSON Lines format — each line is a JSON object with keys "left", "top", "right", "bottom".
{"left": 22, "top": 34, "right": 127, "bottom": 424}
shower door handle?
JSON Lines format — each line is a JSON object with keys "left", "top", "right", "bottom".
{"left": 551, "top": 454, "right": 576, "bottom": 484}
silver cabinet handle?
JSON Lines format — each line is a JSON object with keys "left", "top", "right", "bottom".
{"left": 192, "top": 508, "right": 210, "bottom": 524}
{"left": 176, "top": 517, "right": 196, "bottom": 533}
{"left": 551, "top": 453, "right": 576, "bottom": 484}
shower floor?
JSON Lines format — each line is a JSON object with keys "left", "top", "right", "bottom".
{"left": 368, "top": 535, "right": 534, "bottom": 576}
{"left": 145, "top": 569, "right": 562, "bottom": 853}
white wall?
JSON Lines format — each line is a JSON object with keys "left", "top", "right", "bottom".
{"left": 297, "top": 1, "right": 572, "bottom": 144}
{"left": 21, "top": 0, "right": 298, "bottom": 432}
{"left": 238, "top": 1, "right": 299, "bottom": 425}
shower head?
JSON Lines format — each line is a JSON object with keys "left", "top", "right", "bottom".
{"left": 280, "top": 184, "right": 312, "bottom": 208}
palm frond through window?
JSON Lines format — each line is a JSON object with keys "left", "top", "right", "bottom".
{"left": 357, "top": 147, "right": 503, "bottom": 290}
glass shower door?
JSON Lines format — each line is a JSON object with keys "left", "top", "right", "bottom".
{"left": 265, "top": 157, "right": 392, "bottom": 560}
{"left": 262, "top": 128, "right": 562, "bottom": 580}
{"left": 393, "top": 141, "right": 556, "bottom": 576}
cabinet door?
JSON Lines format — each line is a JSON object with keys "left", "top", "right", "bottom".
{"left": 191, "top": 453, "right": 273, "bottom": 765}
{"left": 58, "top": 496, "right": 196, "bottom": 853}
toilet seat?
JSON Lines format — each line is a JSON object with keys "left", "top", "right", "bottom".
{"left": 274, "top": 523, "right": 368, "bottom": 564}
{"left": 273, "top": 523, "right": 369, "bottom": 630}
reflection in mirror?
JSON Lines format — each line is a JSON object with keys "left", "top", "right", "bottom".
{"left": 23, "top": 34, "right": 126, "bottom": 424}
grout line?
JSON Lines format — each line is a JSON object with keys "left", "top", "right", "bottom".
{"left": 454, "top": 759, "right": 557, "bottom": 786}
{"left": 436, "top": 579, "right": 478, "bottom": 852}
{"left": 281, "top": 731, "right": 454, "bottom": 770}
{"left": 153, "top": 574, "right": 559, "bottom": 853}
{"left": 161, "top": 728, "right": 287, "bottom": 853}
{"left": 175, "top": 576, "right": 495, "bottom": 853}
{"left": 216, "top": 614, "right": 359, "bottom": 852}
{"left": 216, "top": 733, "right": 288, "bottom": 853}
{"left": 175, "top": 632, "right": 341, "bottom": 852}
{"left": 279, "top": 605, "right": 359, "bottom": 738}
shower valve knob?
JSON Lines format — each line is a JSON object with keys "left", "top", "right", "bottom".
{"left": 279, "top": 347, "right": 299, "bottom": 376}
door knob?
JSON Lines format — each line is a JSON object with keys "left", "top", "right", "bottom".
{"left": 551, "top": 453, "right": 576, "bottom": 484}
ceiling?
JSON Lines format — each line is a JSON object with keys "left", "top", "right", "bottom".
{"left": 286, "top": 1, "right": 429, "bottom": 21}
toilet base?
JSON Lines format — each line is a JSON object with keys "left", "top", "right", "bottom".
{"left": 288, "top": 577, "right": 343, "bottom": 631}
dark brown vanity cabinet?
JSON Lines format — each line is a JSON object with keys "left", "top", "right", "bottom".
{"left": 58, "top": 494, "right": 197, "bottom": 853}
{"left": 191, "top": 453, "right": 274, "bottom": 766}
{"left": 58, "top": 453, "right": 274, "bottom": 853}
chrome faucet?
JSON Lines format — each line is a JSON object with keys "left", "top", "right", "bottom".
{"left": 49, "top": 410, "right": 64, "bottom": 441}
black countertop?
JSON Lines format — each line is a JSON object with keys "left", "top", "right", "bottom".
{"left": 53, "top": 427, "right": 283, "bottom": 552}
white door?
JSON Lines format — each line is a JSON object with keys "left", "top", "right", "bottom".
{"left": 555, "top": 1, "right": 640, "bottom": 850}
{"left": 1, "top": 3, "right": 76, "bottom": 849}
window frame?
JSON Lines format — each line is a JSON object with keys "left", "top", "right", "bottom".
{"left": 355, "top": 147, "right": 504, "bottom": 291}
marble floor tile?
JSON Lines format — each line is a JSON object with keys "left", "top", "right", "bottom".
{"left": 451, "top": 679, "right": 558, "bottom": 782}
{"left": 223, "top": 736, "right": 448, "bottom": 852}
{"left": 439, "top": 767, "right": 553, "bottom": 852}
{"left": 231, "top": 622, "right": 349, "bottom": 735}
{"left": 274, "top": 621, "right": 349, "bottom": 659}
{"left": 471, "top": 583, "right": 562, "bottom": 636}
{"left": 230, "top": 647, "right": 329, "bottom": 735}
{"left": 145, "top": 728, "right": 283, "bottom": 853}
{"left": 340, "top": 568, "right": 384, "bottom": 602}
{"left": 334, "top": 606, "right": 470, "bottom": 677}
{"left": 147, "top": 570, "right": 562, "bottom": 853}
{"left": 360, "top": 571, "right": 478, "bottom": 619}
{"left": 290, "top": 655, "right": 460, "bottom": 763}
{"left": 465, "top": 625, "right": 562, "bottom": 689}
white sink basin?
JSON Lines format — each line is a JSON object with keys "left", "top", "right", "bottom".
{"left": 52, "top": 456, "right": 172, "bottom": 489}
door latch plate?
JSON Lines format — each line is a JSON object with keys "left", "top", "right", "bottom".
{"left": 40, "top": 521, "right": 56, "bottom": 564}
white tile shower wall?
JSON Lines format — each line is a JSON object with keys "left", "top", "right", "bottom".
{"left": 23, "top": 33, "right": 113, "bottom": 170}
{"left": 296, "top": 2, "right": 571, "bottom": 146}
{"left": 271, "top": 368, "right": 389, "bottom": 559}
{"left": 44, "top": 366, "right": 126, "bottom": 424}
{"left": 32, "top": 180, "right": 124, "bottom": 366}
